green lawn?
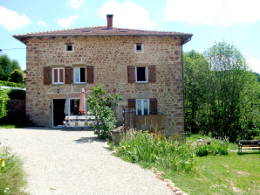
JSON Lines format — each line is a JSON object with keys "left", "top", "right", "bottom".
{"left": 0, "top": 124, "right": 31, "bottom": 128}
{"left": 164, "top": 152, "right": 260, "bottom": 195}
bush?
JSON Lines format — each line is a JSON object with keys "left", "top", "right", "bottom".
{"left": 0, "top": 80, "right": 24, "bottom": 88}
{"left": 0, "top": 89, "right": 9, "bottom": 118}
{"left": 115, "top": 131, "right": 195, "bottom": 173}
{"left": 0, "top": 147, "right": 27, "bottom": 195}
{"left": 195, "top": 140, "right": 228, "bottom": 157}
{"left": 8, "top": 69, "right": 24, "bottom": 84}
{"left": 87, "top": 85, "right": 121, "bottom": 139}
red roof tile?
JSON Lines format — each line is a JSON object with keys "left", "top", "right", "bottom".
{"left": 14, "top": 26, "right": 192, "bottom": 44}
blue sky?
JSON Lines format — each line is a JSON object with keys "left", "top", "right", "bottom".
{"left": 0, "top": 0, "right": 259, "bottom": 73}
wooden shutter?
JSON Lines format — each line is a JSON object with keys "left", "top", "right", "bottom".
{"left": 128, "top": 99, "right": 136, "bottom": 108}
{"left": 60, "top": 69, "right": 64, "bottom": 83}
{"left": 43, "top": 66, "right": 51, "bottom": 85}
{"left": 150, "top": 98, "right": 157, "bottom": 114}
{"left": 65, "top": 67, "right": 73, "bottom": 84}
{"left": 87, "top": 66, "right": 94, "bottom": 83}
{"left": 127, "top": 66, "right": 135, "bottom": 83}
{"left": 148, "top": 65, "right": 156, "bottom": 83}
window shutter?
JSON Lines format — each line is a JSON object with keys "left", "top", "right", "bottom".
{"left": 127, "top": 66, "right": 135, "bottom": 83}
{"left": 87, "top": 66, "right": 94, "bottom": 83}
{"left": 60, "top": 69, "right": 64, "bottom": 83}
{"left": 65, "top": 67, "right": 73, "bottom": 84}
{"left": 128, "top": 99, "right": 136, "bottom": 109}
{"left": 43, "top": 66, "right": 51, "bottom": 85}
{"left": 150, "top": 98, "right": 157, "bottom": 114}
{"left": 148, "top": 65, "right": 156, "bottom": 83}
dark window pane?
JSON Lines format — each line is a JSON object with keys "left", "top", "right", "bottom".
{"left": 136, "top": 43, "right": 142, "bottom": 51}
{"left": 80, "top": 68, "right": 85, "bottom": 82}
{"left": 70, "top": 99, "right": 80, "bottom": 115}
{"left": 137, "top": 67, "right": 146, "bottom": 81}
{"left": 67, "top": 45, "right": 73, "bottom": 51}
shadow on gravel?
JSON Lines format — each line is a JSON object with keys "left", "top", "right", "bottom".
{"left": 74, "top": 136, "right": 105, "bottom": 144}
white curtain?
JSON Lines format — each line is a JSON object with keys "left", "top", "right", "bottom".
{"left": 64, "top": 98, "right": 70, "bottom": 115}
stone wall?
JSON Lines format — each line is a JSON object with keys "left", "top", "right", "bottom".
{"left": 26, "top": 35, "right": 184, "bottom": 135}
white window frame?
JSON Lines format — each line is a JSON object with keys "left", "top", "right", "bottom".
{"left": 136, "top": 99, "right": 150, "bottom": 115}
{"left": 52, "top": 68, "right": 64, "bottom": 85}
{"left": 135, "top": 66, "right": 148, "bottom": 83}
{"left": 135, "top": 43, "right": 144, "bottom": 53}
{"left": 73, "top": 67, "right": 86, "bottom": 84}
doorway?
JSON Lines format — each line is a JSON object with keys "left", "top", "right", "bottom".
{"left": 53, "top": 99, "right": 65, "bottom": 126}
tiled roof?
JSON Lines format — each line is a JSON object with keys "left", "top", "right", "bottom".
{"left": 14, "top": 26, "right": 192, "bottom": 44}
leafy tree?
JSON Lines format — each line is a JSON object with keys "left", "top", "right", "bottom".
{"left": 0, "top": 89, "right": 9, "bottom": 118}
{"left": 8, "top": 69, "right": 24, "bottom": 83}
{"left": 0, "top": 55, "right": 21, "bottom": 81}
{"left": 87, "top": 85, "right": 121, "bottom": 139}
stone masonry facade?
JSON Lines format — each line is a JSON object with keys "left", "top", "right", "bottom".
{"left": 25, "top": 35, "right": 184, "bottom": 135}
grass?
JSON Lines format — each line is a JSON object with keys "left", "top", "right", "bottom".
{"left": 0, "top": 124, "right": 31, "bottom": 128}
{"left": 168, "top": 153, "right": 260, "bottom": 195}
{"left": 113, "top": 132, "right": 260, "bottom": 195}
{"left": 0, "top": 147, "right": 27, "bottom": 195}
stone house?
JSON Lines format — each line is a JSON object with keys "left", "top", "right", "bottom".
{"left": 14, "top": 15, "right": 192, "bottom": 136}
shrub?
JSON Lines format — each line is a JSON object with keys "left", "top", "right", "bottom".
{"left": 0, "top": 147, "right": 27, "bottom": 195}
{"left": 115, "top": 131, "right": 195, "bottom": 173}
{"left": 0, "top": 89, "right": 9, "bottom": 118}
{"left": 8, "top": 69, "right": 24, "bottom": 84}
{"left": 0, "top": 80, "right": 24, "bottom": 88}
{"left": 87, "top": 85, "right": 121, "bottom": 139}
{"left": 195, "top": 140, "right": 228, "bottom": 157}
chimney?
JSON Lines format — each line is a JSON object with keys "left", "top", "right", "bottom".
{"left": 106, "top": 14, "right": 113, "bottom": 29}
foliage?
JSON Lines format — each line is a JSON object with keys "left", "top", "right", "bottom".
{"left": 0, "top": 89, "right": 9, "bottom": 118}
{"left": 87, "top": 85, "right": 121, "bottom": 139}
{"left": 8, "top": 69, "right": 24, "bottom": 83}
{"left": 184, "top": 42, "right": 260, "bottom": 142}
{"left": 115, "top": 131, "right": 195, "bottom": 173}
{"left": 0, "top": 146, "right": 27, "bottom": 195}
{"left": 0, "top": 80, "right": 25, "bottom": 88}
{"left": 195, "top": 140, "right": 228, "bottom": 157}
{"left": 0, "top": 55, "right": 21, "bottom": 81}
{"left": 7, "top": 89, "right": 26, "bottom": 99}
{"left": 169, "top": 153, "right": 260, "bottom": 195}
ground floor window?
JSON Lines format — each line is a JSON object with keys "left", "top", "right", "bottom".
{"left": 136, "top": 99, "right": 149, "bottom": 115}
{"left": 70, "top": 99, "right": 80, "bottom": 115}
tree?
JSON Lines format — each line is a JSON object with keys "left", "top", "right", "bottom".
{"left": 0, "top": 55, "right": 21, "bottom": 81}
{"left": 8, "top": 69, "right": 24, "bottom": 83}
{"left": 87, "top": 85, "right": 121, "bottom": 139}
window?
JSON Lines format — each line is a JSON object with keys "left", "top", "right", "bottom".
{"left": 136, "top": 67, "right": 147, "bottom": 83}
{"left": 135, "top": 43, "right": 143, "bottom": 52}
{"left": 70, "top": 99, "right": 80, "bottom": 115}
{"left": 74, "top": 67, "right": 86, "bottom": 83}
{"left": 52, "top": 68, "right": 64, "bottom": 84}
{"left": 66, "top": 44, "right": 73, "bottom": 51}
{"left": 136, "top": 99, "right": 149, "bottom": 115}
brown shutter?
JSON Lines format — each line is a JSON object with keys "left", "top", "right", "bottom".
{"left": 127, "top": 66, "right": 135, "bottom": 83}
{"left": 43, "top": 66, "right": 51, "bottom": 85}
{"left": 87, "top": 66, "right": 94, "bottom": 83}
{"left": 148, "top": 65, "right": 156, "bottom": 83}
{"left": 128, "top": 99, "right": 136, "bottom": 108}
{"left": 150, "top": 98, "right": 157, "bottom": 115}
{"left": 60, "top": 69, "right": 64, "bottom": 83}
{"left": 65, "top": 67, "right": 73, "bottom": 84}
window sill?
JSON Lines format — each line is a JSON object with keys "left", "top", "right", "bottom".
{"left": 136, "top": 81, "right": 149, "bottom": 84}
{"left": 52, "top": 83, "right": 64, "bottom": 85}
{"left": 73, "top": 82, "right": 86, "bottom": 85}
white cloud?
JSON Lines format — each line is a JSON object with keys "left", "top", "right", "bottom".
{"left": 247, "top": 58, "right": 260, "bottom": 73}
{"left": 68, "top": 0, "right": 85, "bottom": 9}
{"left": 97, "top": 0, "right": 156, "bottom": 29}
{"left": 165, "top": 0, "right": 260, "bottom": 26}
{"left": 57, "top": 15, "right": 79, "bottom": 28}
{"left": 0, "top": 6, "right": 30, "bottom": 31}
{"left": 37, "top": 20, "right": 48, "bottom": 27}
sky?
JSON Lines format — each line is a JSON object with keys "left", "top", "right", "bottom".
{"left": 0, "top": 0, "right": 259, "bottom": 73}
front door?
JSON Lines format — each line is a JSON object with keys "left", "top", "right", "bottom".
{"left": 53, "top": 99, "right": 65, "bottom": 126}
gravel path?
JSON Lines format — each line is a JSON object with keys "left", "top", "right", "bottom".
{"left": 0, "top": 128, "right": 174, "bottom": 195}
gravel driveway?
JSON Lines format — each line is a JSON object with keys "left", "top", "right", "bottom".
{"left": 0, "top": 128, "right": 173, "bottom": 195}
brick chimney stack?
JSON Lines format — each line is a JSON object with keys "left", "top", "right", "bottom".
{"left": 107, "top": 14, "right": 113, "bottom": 29}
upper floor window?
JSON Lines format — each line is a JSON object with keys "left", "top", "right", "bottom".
{"left": 136, "top": 67, "right": 148, "bottom": 83}
{"left": 52, "top": 68, "right": 64, "bottom": 84}
{"left": 135, "top": 43, "right": 143, "bottom": 53}
{"left": 74, "top": 67, "right": 86, "bottom": 84}
{"left": 66, "top": 44, "right": 73, "bottom": 51}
